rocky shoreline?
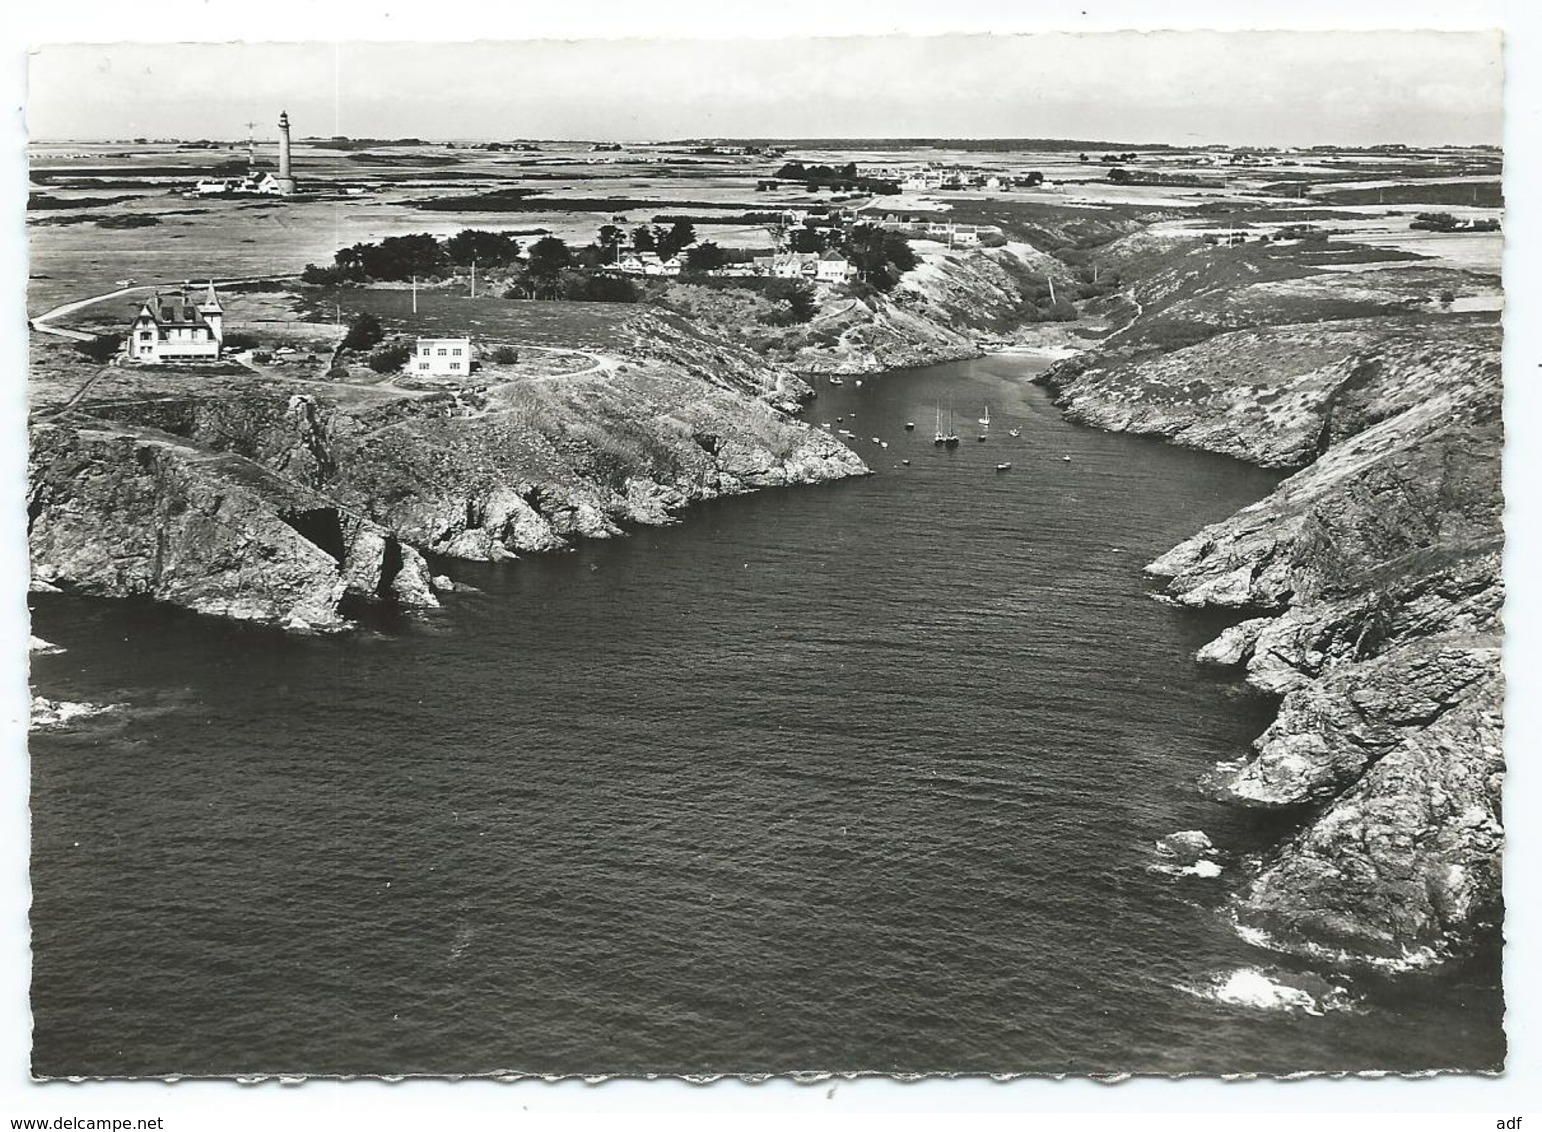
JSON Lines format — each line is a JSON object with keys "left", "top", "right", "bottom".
{"left": 1040, "top": 234, "right": 1504, "bottom": 968}
{"left": 28, "top": 221, "right": 1507, "bottom": 970}
{"left": 28, "top": 308, "right": 869, "bottom": 630}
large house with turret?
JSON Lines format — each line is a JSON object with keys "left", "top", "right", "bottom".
{"left": 126, "top": 284, "right": 224, "bottom": 363}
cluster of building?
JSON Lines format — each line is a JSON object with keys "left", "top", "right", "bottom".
{"left": 892, "top": 168, "right": 1044, "bottom": 193}
{"left": 611, "top": 250, "right": 685, "bottom": 277}
{"left": 183, "top": 111, "right": 299, "bottom": 198}
{"left": 870, "top": 218, "right": 994, "bottom": 248}
{"left": 749, "top": 250, "right": 857, "bottom": 283}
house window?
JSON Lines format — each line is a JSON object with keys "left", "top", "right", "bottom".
{"left": 452, "top": 348, "right": 462, "bottom": 355}
{"left": 437, "top": 348, "right": 448, "bottom": 356}
{"left": 419, "top": 363, "right": 429, "bottom": 371}
{"left": 139, "top": 332, "right": 152, "bottom": 341}
{"left": 450, "top": 362, "right": 460, "bottom": 370}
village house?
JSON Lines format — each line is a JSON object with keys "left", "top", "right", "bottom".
{"left": 126, "top": 283, "right": 224, "bottom": 364}
{"left": 815, "top": 250, "right": 856, "bottom": 284}
{"left": 414, "top": 337, "right": 472, "bottom": 376}
{"left": 614, "top": 250, "right": 683, "bottom": 276}
{"left": 750, "top": 250, "right": 855, "bottom": 284}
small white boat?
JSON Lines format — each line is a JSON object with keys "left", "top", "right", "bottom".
{"left": 855, "top": 379, "right": 864, "bottom": 387}
{"left": 829, "top": 376, "right": 844, "bottom": 386}
{"left": 979, "top": 405, "right": 991, "bottom": 426}
{"left": 1008, "top": 428, "right": 1021, "bottom": 438}
{"left": 838, "top": 429, "right": 854, "bottom": 438}
{"left": 901, "top": 459, "right": 911, "bottom": 466}
{"left": 904, "top": 421, "right": 915, "bottom": 431}
{"left": 881, "top": 441, "right": 889, "bottom": 449}
{"left": 871, "top": 436, "right": 881, "bottom": 444}
{"left": 996, "top": 462, "right": 1013, "bottom": 472}
{"left": 821, "top": 422, "right": 832, "bottom": 429}
{"left": 1063, "top": 455, "right": 1072, "bottom": 462}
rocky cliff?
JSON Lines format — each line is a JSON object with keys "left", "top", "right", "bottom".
{"left": 788, "top": 241, "right": 1082, "bottom": 374}
{"left": 28, "top": 309, "right": 867, "bottom": 629}
{"left": 1043, "top": 240, "right": 1505, "bottom": 967}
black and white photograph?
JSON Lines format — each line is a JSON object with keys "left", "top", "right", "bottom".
{"left": 7, "top": 3, "right": 1541, "bottom": 1123}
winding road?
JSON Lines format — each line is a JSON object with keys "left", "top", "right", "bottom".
{"left": 28, "top": 274, "right": 302, "bottom": 342}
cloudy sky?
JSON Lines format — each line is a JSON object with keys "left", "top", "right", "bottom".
{"left": 27, "top": 31, "right": 1502, "bottom": 147}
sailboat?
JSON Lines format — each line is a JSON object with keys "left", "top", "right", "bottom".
{"left": 934, "top": 403, "right": 946, "bottom": 446}
{"left": 944, "top": 402, "right": 960, "bottom": 447}
{"left": 979, "top": 404, "right": 991, "bottom": 426}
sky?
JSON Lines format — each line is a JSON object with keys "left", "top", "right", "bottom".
{"left": 26, "top": 31, "right": 1503, "bottom": 148}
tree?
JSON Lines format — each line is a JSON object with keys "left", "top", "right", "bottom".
{"left": 658, "top": 220, "right": 697, "bottom": 260}
{"left": 337, "top": 234, "right": 448, "bottom": 281}
{"left": 1024, "top": 171, "right": 1044, "bottom": 186}
{"left": 1108, "top": 166, "right": 1131, "bottom": 184}
{"left": 596, "top": 224, "right": 624, "bottom": 257}
{"left": 684, "top": 241, "right": 729, "bottom": 273}
{"left": 341, "top": 312, "right": 384, "bottom": 351}
{"left": 526, "top": 236, "right": 573, "bottom": 279}
{"left": 631, "top": 226, "right": 657, "bottom": 252}
{"left": 444, "top": 229, "right": 521, "bottom": 268}
{"left": 761, "top": 278, "right": 815, "bottom": 325}
{"left": 842, "top": 225, "right": 917, "bottom": 293}
{"left": 788, "top": 225, "right": 828, "bottom": 254}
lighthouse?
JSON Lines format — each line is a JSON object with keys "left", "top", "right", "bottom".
{"left": 273, "top": 110, "right": 298, "bottom": 195}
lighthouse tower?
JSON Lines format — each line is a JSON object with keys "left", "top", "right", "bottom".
{"left": 273, "top": 110, "right": 298, "bottom": 195}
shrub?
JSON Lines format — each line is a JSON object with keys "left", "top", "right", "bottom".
{"left": 74, "top": 333, "right": 121, "bottom": 363}
{"left": 341, "top": 312, "right": 384, "bottom": 351}
{"left": 760, "top": 278, "right": 815, "bottom": 325}
{"left": 367, "top": 340, "right": 413, "bottom": 374}
{"left": 301, "top": 263, "right": 350, "bottom": 286}
{"left": 222, "top": 331, "right": 260, "bottom": 352}
{"left": 95, "top": 214, "right": 160, "bottom": 229}
{"left": 557, "top": 270, "right": 639, "bottom": 303}
{"left": 251, "top": 350, "right": 273, "bottom": 363}
{"left": 326, "top": 365, "right": 350, "bottom": 381}
{"left": 490, "top": 345, "right": 519, "bottom": 365}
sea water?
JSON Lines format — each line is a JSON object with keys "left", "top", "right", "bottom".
{"left": 28, "top": 353, "right": 1505, "bottom": 1076}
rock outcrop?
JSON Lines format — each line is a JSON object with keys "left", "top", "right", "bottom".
{"left": 29, "top": 310, "right": 868, "bottom": 629}
{"left": 790, "top": 242, "right": 1082, "bottom": 374}
{"left": 1042, "top": 240, "right": 1505, "bottom": 966}
{"left": 28, "top": 421, "right": 437, "bottom": 630}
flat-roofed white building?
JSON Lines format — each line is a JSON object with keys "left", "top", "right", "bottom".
{"left": 414, "top": 337, "right": 472, "bottom": 376}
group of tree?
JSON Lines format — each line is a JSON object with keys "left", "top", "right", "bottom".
{"left": 841, "top": 224, "right": 919, "bottom": 293}
{"left": 302, "top": 229, "right": 523, "bottom": 285}
{"left": 1107, "top": 167, "right": 1208, "bottom": 187}
{"left": 772, "top": 160, "right": 900, "bottom": 195}
{"left": 598, "top": 220, "right": 698, "bottom": 261}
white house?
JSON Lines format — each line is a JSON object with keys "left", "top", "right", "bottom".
{"left": 413, "top": 337, "right": 472, "bottom": 376}
{"left": 614, "top": 250, "right": 683, "bottom": 276}
{"left": 189, "top": 171, "right": 286, "bottom": 197}
{"left": 126, "top": 283, "right": 223, "bottom": 364}
{"left": 815, "top": 250, "right": 856, "bottom": 284}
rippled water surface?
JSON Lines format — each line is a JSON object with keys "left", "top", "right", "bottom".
{"left": 29, "top": 353, "right": 1505, "bottom": 1076}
